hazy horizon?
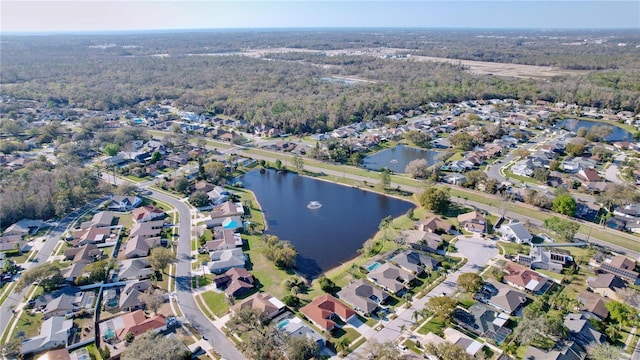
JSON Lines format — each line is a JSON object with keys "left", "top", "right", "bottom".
{"left": 2, "top": 1, "right": 639, "bottom": 33}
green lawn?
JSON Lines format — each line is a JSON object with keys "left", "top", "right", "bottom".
{"left": 201, "top": 290, "right": 229, "bottom": 317}
{"left": 13, "top": 311, "right": 43, "bottom": 339}
{"left": 418, "top": 318, "right": 445, "bottom": 336}
{"left": 330, "top": 326, "right": 361, "bottom": 345}
{"left": 498, "top": 241, "right": 530, "bottom": 256}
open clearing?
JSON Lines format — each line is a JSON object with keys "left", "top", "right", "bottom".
{"left": 412, "top": 55, "right": 586, "bottom": 79}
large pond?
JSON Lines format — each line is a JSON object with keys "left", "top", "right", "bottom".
{"left": 363, "top": 144, "right": 439, "bottom": 173}
{"left": 239, "top": 169, "right": 414, "bottom": 279}
{"left": 558, "top": 119, "right": 633, "bottom": 142}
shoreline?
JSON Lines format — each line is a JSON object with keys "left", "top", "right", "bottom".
{"left": 237, "top": 167, "right": 416, "bottom": 281}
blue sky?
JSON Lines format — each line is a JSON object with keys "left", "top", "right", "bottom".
{"left": 2, "top": 1, "right": 639, "bottom": 33}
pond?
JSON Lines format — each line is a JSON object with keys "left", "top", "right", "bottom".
{"left": 363, "top": 145, "right": 440, "bottom": 173}
{"left": 558, "top": 119, "right": 633, "bottom": 142}
{"left": 239, "top": 169, "right": 414, "bottom": 279}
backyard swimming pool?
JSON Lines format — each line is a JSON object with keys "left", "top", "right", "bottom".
{"left": 365, "top": 262, "right": 381, "bottom": 272}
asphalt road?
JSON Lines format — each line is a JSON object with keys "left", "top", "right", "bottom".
{"left": 0, "top": 197, "right": 107, "bottom": 339}
{"left": 146, "top": 189, "right": 245, "bottom": 360}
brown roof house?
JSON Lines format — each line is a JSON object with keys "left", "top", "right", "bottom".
{"left": 213, "top": 267, "right": 255, "bottom": 298}
{"left": 587, "top": 273, "right": 626, "bottom": 301}
{"left": 300, "top": 294, "right": 356, "bottom": 332}
{"left": 230, "top": 293, "right": 286, "bottom": 320}
{"left": 415, "top": 217, "right": 452, "bottom": 234}
{"left": 457, "top": 211, "right": 486, "bottom": 233}
{"left": 132, "top": 205, "right": 165, "bottom": 223}
{"left": 400, "top": 229, "right": 443, "bottom": 253}
{"left": 124, "top": 236, "right": 162, "bottom": 259}
{"left": 599, "top": 255, "right": 639, "bottom": 283}
{"left": 577, "top": 290, "right": 609, "bottom": 320}
{"left": 502, "top": 262, "right": 554, "bottom": 295}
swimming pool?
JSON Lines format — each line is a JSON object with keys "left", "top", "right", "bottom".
{"left": 103, "top": 327, "right": 115, "bottom": 340}
{"left": 276, "top": 319, "right": 290, "bottom": 330}
{"left": 365, "top": 262, "right": 381, "bottom": 272}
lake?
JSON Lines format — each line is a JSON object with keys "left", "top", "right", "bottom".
{"left": 558, "top": 119, "right": 632, "bottom": 142}
{"left": 363, "top": 144, "right": 439, "bottom": 173}
{"left": 239, "top": 169, "right": 414, "bottom": 279}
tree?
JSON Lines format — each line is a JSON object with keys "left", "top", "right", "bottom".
{"left": 360, "top": 340, "right": 402, "bottom": 360}
{"left": 122, "top": 332, "right": 190, "bottom": 360}
{"left": 512, "top": 315, "right": 551, "bottom": 345}
{"left": 379, "top": 168, "right": 391, "bottom": 189}
{"left": 549, "top": 159, "right": 561, "bottom": 171}
{"left": 125, "top": 332, "right": 135, "bottom": 343}
{"left": 512, "top": 148, "right": 531, "bottom": 159}
{"left": 552, "top": 194, "right": 577, "bottom": 216}
{"left": 173, "top": 176, "right": 189, "bottom": 194}
{"left": 348, "top": 152, "right": 363, "bottom": 166}
{"left": 274, "top": 159, "right": 283, "bottom": 170}
{"left": 463, "top": 170, "right": 487, "bottom": 189}
{"left": 103, "top": 143, "right": 121, "bottom": 156}
{"left": 418, "top": 186, "right": 450, "bottom": 214}
{"left": 115, "top": 182, "right": 138, "bottom": 196}
{"left": 1, "top": 337, "right": 22, "bottom": 360}
{"left": 606, "top": 300, "right": 637, "bottom": 329}
{"left": 404, "top": 130, "right": 432, "bottom": 148}
{"left": 14, "top": 263, "right": 64, "bottom": 292}
{"left": 287, "top": 335, "right": 320, "bottom": 360}
{"left": 425, "top": 296, "right": 457, "bottom": 323}
{"left": 405, "top": 158, "right": 429, "bottom": 179}
{"left": 544, "top": 216, "right": 579, "bottom": 242}
{"left": 99, "top": 346, "right": 111, "bottom": 360}
{"left": 449, "top": 132, "right": 476, "bottom": 151}
{"left": 317, "top": 275, "right": 338, "bottom": 294}
{"left": 148, "top": 247, "right": 174, "bottom": 274}
{"left": 565, "top": 142, "right": 586, "bottom": 156}
{"left": 263, "top": 235, "right": 297, "bottom": 269}
{"left": 292, "top": 154, "right": 304, "bottom": 172}
{"left": 335, "top": 336, "right": 352, "bottom": 356}
{"left": 587, "top": 344, "right": 621, "bottom": 360}
{"left": 188, "top": 191, "right": 210, "bottom": 207}
{"left": 585, "top": 124, "right": 613, "bottom": 142}
{"left": 138, "top": 288, "right": 164, "bottom": 314}
{"left": 198, "top": 157, "right": 206, "bottom": 180}
{"left": 424, "top": 342, "right": 473, "bottom": 360}
{"left": 150, "top": 151, "right": 162, "bottom": 163}
{"left": 204, "top": 161, "right": 227, "bottom": 183}
{"left": 457, "top": 272, "right": 483, "bottom": 293}
{"left": 533, "top": 168, "right": 550, "bottom": 182}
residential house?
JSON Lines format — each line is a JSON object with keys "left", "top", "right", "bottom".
{"left": 194, "top": 181, "right": 216, "bottom": 193}
{"left": 99, "top": 310, "right": 166, "bottom": 342}
{"left": 400, "top": 229, "right": 443, "bottom": 253}
{"left": 577, "top": 290, "right": 609, "bottom": 320}
{"left": 230, "top": 293, "right": 286, "bottom": 320}
{"left": 20, "top": 316, "right": 72, "bottom": 355}
{"left": 447, "top": 160, "right": 474, "bottom": 172}
{"left": 499, "top": 220, "right": 533, "bottom": 244}
{"left": 502, "top": 262, "right": 553, "bottom": 295}
{"left": 207, "top": 186, "right": 231, "bottom": 205}
{"left": 0, "top": 234, "right": 29, "bottom": 252}
{"left": 213, "top": 267, "right": 255, "bottom": 298}
{"left": 107, "top": 195, "right": 142, "bottom": 212}
{"left": 517, "top": 246, "right": 572, "bottom": 273}
{"left": 563, "top": 313, "right": 606, "bottom": 348}
{"left": 124, "top": 236, "right": 162, "bottom": 259}
{"left": 205, "top": 229, "right": 242, "bottom": 252}
{"left": 3, "top": 219, "right": 45, "bottom": 237}
{"left": 208, "top": 248, "right": 246, "bottom": 274}
{"left": 562, "top": 157, "right": 596, "bottom": 173}
{"left": 79, "top": 211, "right": 114, "bottom": 229}
{"left": 35, "top": 348, "right": 71, "bottom": 360}
{"left": 576, "top": 168, "right": 601, "bottom": 184}
{"left": 300, "top": 294, "right": 356, "bottom": 332}
{"left": 390, "top": 250, "right": 441, "bottom": 275}
{"left": 587, "top": 273, "right": 626, "bottom": 301}
{"left": 38, "top": 289, "right": 94, "bottom": 320}
{"left": 280, "top": 317, "right": 325, "bottom": 348}
{"left": 63, "top": 243, "right": 102, "bottom": 264}
{"left": 511, "top": 160, "right": 534, "bottom": 177}
{"left": 415, "top": 216, "right": 453, "bottom": 234}
{"left": 442, "top": 173, "right": 467, "bottom": 186}
{"left": 367, "top": 263, "right": 416, "bottom": 295}
{"left": 337, "top": 279, "right": 390, "bottom": 315}
{"left": 129, "top": 220, "right": 164, "bottom": 239}
{"left": 118, "top": 280, "right": 152, "bottom": 311}
{"left": 457, "top": 211, "right": 486, "bottom": 233}
{"left": 614, "top": 204, "right": 640, "bottom": 218}
{"left": 210, "top": 201, "right": 244, "bottom": 219}
{"left": 70, "top": 226, "right": 112, "bottom": 247}
{"left": 118, "top": 258, "right": 154, "bottom": 280}
{"left": 598, "top": 255, "right": 639, "bottom": 283}
{"left": 480, "top": 279, "right": 528, "bottom": 315}
{"left": 454, "top": 303, "right": 512, "bottom": 345}
{"left": 442, "top": 328, "right": 483, "bottom": 356}
{"left": 131, "top": 205, "right": 165, "bottom": 223}
{"left": 524, "top": 341, "right": 586, "bottom": 360}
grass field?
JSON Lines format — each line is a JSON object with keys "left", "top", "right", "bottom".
{"left": 201, "top": 291, "right": 229, "bottom": 318}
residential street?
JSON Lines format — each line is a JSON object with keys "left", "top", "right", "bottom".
{"left": 346, "top": 235, "right": 499, "bottom": 359}
{"left": 0, "top": 198, "right": 107, "bottom": 341}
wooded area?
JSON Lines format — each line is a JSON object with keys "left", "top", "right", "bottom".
{"left": 2, "top": 30, "right": 640, "bottom": 135}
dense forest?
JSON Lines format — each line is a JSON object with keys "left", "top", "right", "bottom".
{"left": 2, "top": 29, "right": 640, "bottom": 134}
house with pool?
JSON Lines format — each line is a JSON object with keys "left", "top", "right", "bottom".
{"left": 300, "top": 294, "right": 356, "bottom": 332}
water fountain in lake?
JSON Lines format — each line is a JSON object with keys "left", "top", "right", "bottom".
{"left": 307, "top": 201, "right": 322, "bottom": 210}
